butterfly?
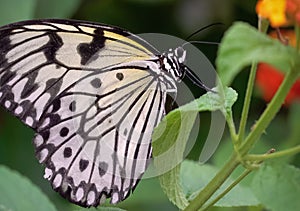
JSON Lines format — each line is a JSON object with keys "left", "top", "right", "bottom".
{"left": 0, "top": 19, "right": 210, "bottom": 207}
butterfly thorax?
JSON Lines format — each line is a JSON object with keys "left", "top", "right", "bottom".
{"left": 159, "top": 46, "right": 187, "bottom": 82}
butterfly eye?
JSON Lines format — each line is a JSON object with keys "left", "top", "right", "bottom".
{"left": 175, "top": 46, "right": 186, "bottom": 64}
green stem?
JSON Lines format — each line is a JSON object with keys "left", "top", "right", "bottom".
{"left": 227, "top": 111, "right": 238, "bottom": 143}
{"left": 295, "top": 24, "right": 300, "bottom": 52}
{"left": 258, "top": 16, "right": 269, "bottom": 33}
{"left": 199, "top": 169, "right": 252, "bottom": 211}
{"left": 183, "top": 153, "right": 239, "bottom": 211}
{"left": 239, "top": 69, "right": 298, "bottom": 156}
{"left": 246, "top": 145, "right": 300, "bottom": 161}
{"left": 237, "top": 62, "right": 257, "bottom": 146}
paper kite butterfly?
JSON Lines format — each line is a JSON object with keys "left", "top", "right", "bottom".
{"left": 0, "top": 19, "right": 210, "bottom": 207}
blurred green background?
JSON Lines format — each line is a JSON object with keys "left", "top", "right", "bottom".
{"left": 2, "top": 0, "right": 299, "bottom": 211}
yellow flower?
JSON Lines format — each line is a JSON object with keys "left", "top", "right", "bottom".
{"left": 256, "top": 0, "right": 290, "bottom": 27}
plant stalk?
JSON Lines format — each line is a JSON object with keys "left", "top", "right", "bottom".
{"left": 246, "top": 145, "right": 300, "bottom": 161}
{"left": 239, "top": 68, "right": 298, "bottom": 156}
{"left": 295, "top": 24, "right": 300, "bottom": 52}
{"left": 237, "top": 62, "right": 257, "bottom": 146}
{"left": 199, "top": 168, "right": 252, "bottom": 211}
{"left": 183, "top": 153, "right": 239, "bottom": 211}
{"left": 227, "top": 111, "right": 238, "bottom": 143}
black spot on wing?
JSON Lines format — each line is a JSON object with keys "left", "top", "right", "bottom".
{"left": 77, "top": 28, "right": 106, "bottom": 65}
{"left": 63, "top": 147, "right": 72, "bottom": 158}
{"left": 44, "top": 32, "right": 63, "bottom": 62}
{"left": 51, "top": 98, "right": 61, "bottom": 112}
{"left": 79, "top": 159, "right": 89, "bottom": 172}
{"left": 90, "top": 78, "right": 102, "bottom": 88}
{"left": 98, "top": 161, "right": 108, "bottom": 177}
{"left": 60, "top": 127, "right": 69, "bottom": 137}
{"left": 116, "top": 72, "right": 124, "bottom": 81}
{"left": 69, "top": 100, "right": 76, "bottom": 112}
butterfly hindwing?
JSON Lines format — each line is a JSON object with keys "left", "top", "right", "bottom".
{"left": 34, "top": 67, "right": 166, "bottom": 206}
{"left": 0, "top": 19, "right": 176, "bottom": 207}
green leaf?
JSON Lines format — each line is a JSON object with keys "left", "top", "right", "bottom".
{"left": 181, "top": 86, "right": 238, "bottom": 119}
{"left": 217, "top": 22, "right": 299, "bottom": 86}
{"left": 34, "top": 0, "right": 81, "bottom": 18}
{"left": 118, "top": 177, "right": 174, "bottom": 209}
{"left": 287, "top": 102, "right": 300, "bottom": 148}
{"left": 0, "top": 165, "right": 57, "bottom": 211}
{"left": 152, "top": 87, "right": 238, "bottom": 209}
{"left": 152, "top": 108, "right": 197, "bottom": 209}
{"left": 0, "top": 0, "right": 36, "bottom": 25}
{"left": 252, "top": 162, "right": 300, "bottom": 211}
{"left": 181, "top": 160, "right": 260, "bottom": 207}
{"left": 212, "top": 138, "right": 271, "bottom": 187}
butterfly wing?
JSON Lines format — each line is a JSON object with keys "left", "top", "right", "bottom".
{"left": 0, "top": 20, "right": 176, "bottom": 206}
{"left": 36, "top": 66, "right": 166, "bottom": 206}
{"left": 0, "top": 19, "right": 159, "bottom": 128}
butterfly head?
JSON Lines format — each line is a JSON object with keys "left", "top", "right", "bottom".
{"left": 161, "top": 46, "right": 214, "bottom": 92}
{"left": 161, "top": 46, "right": 187, "bottom": 82}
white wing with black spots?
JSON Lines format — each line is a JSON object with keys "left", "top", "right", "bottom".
{"left": 0, "top": 19, "right": 178, "bottom": 207}
{"left": 35, "top": 66, "right": 168, "bottom": 206}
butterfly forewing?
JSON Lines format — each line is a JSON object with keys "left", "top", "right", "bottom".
{"left": 0, "top": 19, "right": 176, "bottom": 207}
{"left": 0, "top": 20, "right": 156, "bottom": 128}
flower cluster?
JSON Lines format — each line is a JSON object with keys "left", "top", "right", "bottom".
{"left": 286, "top": 0, "right": 300, "bottom": 25}
{"left": 256, "top": 0, "right": 300, "bottom": 26}
{"left": 256, "top": 0, "right": 289, "bottom": 27}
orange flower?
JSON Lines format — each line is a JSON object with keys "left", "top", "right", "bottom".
{"left": 256, "top": 0, "right": 290, "bottom": 27}
{"left": 286, "top": 0, "right": 300, "bottom": 25}
{"left": 256, "top": 63, "right": 300, "bottom": 105}
{"left": 268, "top": 29, "right": 296, "bottom": 45}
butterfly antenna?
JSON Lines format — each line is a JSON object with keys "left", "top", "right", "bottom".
{"left": 181, "top": 40, "right": 220, "bottom": 48}
{"left": 184, "top": 66, "right": 216, "bottom": 93}
{"left": 182, "top": 23, "right": 223, "bottom": 93}
{"left": 185, "top": 22, "right": 224, "bottom": 41}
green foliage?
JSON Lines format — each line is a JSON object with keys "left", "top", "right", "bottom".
{"left": 217, "top": 22, "right": 299, "bottom": 86}
{"left": 0, "top": 165, "right": 57, "bottom": 211}
{"left": 0, "top": 166, "right": 127, "bottom": 211}
{"left": 0, "top": 0, "right": 36, "bottom": 25}
{"left": 34, "top": 0, "right": 82, "bottom": 18}
{"left": 154, "top": 21, "right": 300, "bottom": 211}
{"left": 152, "top": 102, "right": 198, "bottom": 209}
{"left": 152, "top": 87, "right": 238, "bottom": 209}
{"left": 181, "top": 160, "right": 259, "bottom": 207}
{"left": 252, "top": 161, "right": 300, "bottom": 211}
{"left": 0, "top": 0, "right": 82, "bottom": 26}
